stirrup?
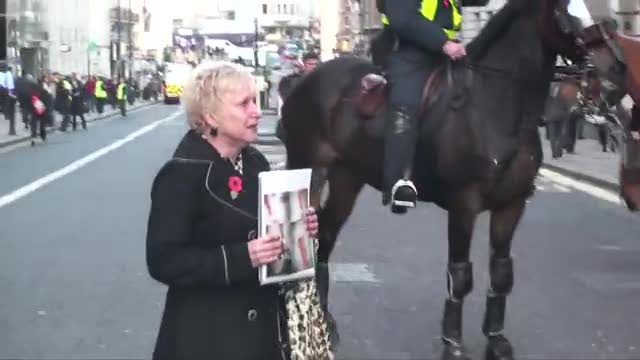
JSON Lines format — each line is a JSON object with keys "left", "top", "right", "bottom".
{"left": 390, "top": 179, "right": 417, "bottom": 208}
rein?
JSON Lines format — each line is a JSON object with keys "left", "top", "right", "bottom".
{"left": 460, "top": 60, "right": 525, "bottom": 81}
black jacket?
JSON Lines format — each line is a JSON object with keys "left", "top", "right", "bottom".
{"left": 147, "top": 130, "right": 288, "bottom": 360}
{"left": 383, "top": 0, "right": 449, "bottom": 53}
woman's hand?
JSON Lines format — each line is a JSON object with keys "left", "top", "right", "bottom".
{"left": 248, "top": 235, "right": 284, "bottom": 268}
{"left": 631, "top": 131, "right": 640, "bottom": 141}
{"left": 305, "top": 207, "right": 319, "bottom": 238}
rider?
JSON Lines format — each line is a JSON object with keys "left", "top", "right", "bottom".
{"left": 377, "top": 0, "right": 467, "bottom": 213}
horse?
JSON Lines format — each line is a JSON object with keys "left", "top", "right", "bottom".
{"left": 579, "top": 21, "right": 640, "bottom": 211}
{"left": 280, "top": 0, "right": 591, "bottom": 359}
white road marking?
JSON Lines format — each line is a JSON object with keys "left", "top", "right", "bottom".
{"left": 551, "top": 183, "right": 571, "bottom": 193}
{"left": 539, "top": 168, "right": 621, "bottom": 205}
{"left": 331, "top": 263, "right": 380, "bottom": 283}
{"left": 0, "top": 111, "right": 183, "bottom": 209}
{"left": 597, "top": 245, "right": 623, "bottom": 251}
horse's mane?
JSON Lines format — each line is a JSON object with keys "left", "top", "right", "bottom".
{"left": 466, "top": 0, "right": 531, "bottom": 60}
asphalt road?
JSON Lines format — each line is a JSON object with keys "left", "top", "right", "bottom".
{"left": 0, "top": 104, "right": 638, "bottom": 359}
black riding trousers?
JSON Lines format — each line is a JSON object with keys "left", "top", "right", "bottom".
{"left": 384, "top": 46, "right": 444, "bottom": 190}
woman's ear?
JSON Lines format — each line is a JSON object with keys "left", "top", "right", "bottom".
{"left": 202, "top": 113, "right": 218, "bottom": 129}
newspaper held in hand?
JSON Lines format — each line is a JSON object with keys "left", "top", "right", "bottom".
{"left": 258, "top": 168, "right": 316, "bottom": 285}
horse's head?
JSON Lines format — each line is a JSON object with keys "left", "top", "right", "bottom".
{"left": 578, "top": 20, "right": 630, "bottom": 104}
{"left": 538, "top": 0, "right": 590, "bottom": 63}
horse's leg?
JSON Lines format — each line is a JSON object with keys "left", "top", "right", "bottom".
{"left": 316, "top": 164, "right": 364, "bottom": 348}
{"left": 483, "top": 199, "right": 526, "bottom": 360}
{"left": 442, "top": 207, "right": 477, "bottom": 360}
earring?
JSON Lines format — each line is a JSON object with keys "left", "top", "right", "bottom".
{"left": 210, "top": 127, "right": 218, "bottom": 137}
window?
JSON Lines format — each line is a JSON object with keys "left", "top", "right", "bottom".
{"left": 290, "top": 4, "right": 295, "bottom": 14}
{"left": 277, "top": 4, "right": 281, "bottom": 13}
{"left": 262, "top": 4, "right": 267, "bottom": 14}
{"left": 624, "top": 21, "right": 632, "bottom": 32}
{"left": 284, "top": 4, "right": 288, "bottom": 13}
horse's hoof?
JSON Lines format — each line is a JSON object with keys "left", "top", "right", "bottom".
{"left": 485, "top": 335, "right": 514, "bottom": 360}
{"left": 391, "top": 205, "right": 408, "bottom": 214}
{"left": 441, "top": 343, "right": 470, "bottom": 360}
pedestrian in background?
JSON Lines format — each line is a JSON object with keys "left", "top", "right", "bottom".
{"left": 28, "top": 77, "right": 51, "bottom": 145}
{"left": 54, "top": 73, "right": 72, "bottom": 131}
{"left": 116, "top": 78, "right": 127, "bottom": 117}
{"left": 631, "top": 105, "right": 640, "bottom": 141}
{"left": 70, "top": 73, "right": 87, "bottom": 130}
{"left": 0, "top": 62, "right": 17, "bottom": 135}
{"left": 95, "top": 77, "right": 108, "bottom": 114}
{"left": 85, "top": 75, "right": 96, "bottom": 113}
{"left": 146, "top": 61, "right": 324, "bottom": 360}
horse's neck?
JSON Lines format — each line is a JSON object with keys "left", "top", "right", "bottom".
{"left": 477, "top": 16, "right": 555, "bottom": 113}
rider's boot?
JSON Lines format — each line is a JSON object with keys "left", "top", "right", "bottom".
{"left": 382, "top": 106, "right": 418, "bottom": 214}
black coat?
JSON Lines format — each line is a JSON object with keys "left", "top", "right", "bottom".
{"left": 146, "top": 130, "right": 288, "bottom": 360}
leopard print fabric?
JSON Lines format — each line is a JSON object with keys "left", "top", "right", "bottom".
{"left": 284, "top": 279, "right": 333, "bottom": 360}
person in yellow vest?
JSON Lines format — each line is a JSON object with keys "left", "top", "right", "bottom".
{"left": 377, "top": 0, "right": 466, "bottom": 213}
{"left": 116, "top": 78, "right": 128, "bottom": 117}
{"left": 55, "top": 74, "right": 73, "bottom": 131}
{"left": 95, "top": 77, "right": 108, "bottom": 114}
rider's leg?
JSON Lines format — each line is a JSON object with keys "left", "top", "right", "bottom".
{"left": 382, "top": 51, "right": 433, "bottom": 211}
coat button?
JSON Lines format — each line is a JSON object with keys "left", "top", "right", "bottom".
{"left": 248, "top": 309, "right": 258, "bottom": 321}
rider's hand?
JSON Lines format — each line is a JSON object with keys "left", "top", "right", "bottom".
{"left": 442, "top": 41, "right": 467, "bottom": 60}
{"left": 248, "top": 234, "right": 284, "bottom": 268}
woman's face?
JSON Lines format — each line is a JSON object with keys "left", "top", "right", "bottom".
{"left": 210, "top": 84, "right": 261, "bottom": 145}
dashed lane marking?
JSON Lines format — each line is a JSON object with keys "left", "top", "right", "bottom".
{"left": 331, "top": 263, "right": 380, "bottom": 283}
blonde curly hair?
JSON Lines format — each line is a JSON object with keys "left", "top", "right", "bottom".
{"left": 181, "top": 61, "right": 256, "bottom": 132}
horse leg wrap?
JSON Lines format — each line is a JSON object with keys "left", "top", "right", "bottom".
{"left": 316, "top": 262, "right": 330, "bottom": 312}
{"left": 483, "top": 257, "right": 513, "bottom": 336}
{"left": 447, "top": 262, "right": 473, "bottom": 301}
{"left": 442, "top": 262, "right": 473, "bottom": 344}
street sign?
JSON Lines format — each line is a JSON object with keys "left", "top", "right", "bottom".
{"left": 87, "top": 41, "right": 99, "bottom": 52}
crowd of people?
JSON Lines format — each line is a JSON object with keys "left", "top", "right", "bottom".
{"left": 1, "top": 62, "right": 163, "bottom": 146}
{"left": 543, "top": 71, "right": 640, "bottom": 159}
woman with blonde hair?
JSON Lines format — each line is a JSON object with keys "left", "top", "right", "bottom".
{"left": 146, "top": 61, "right": 321, "bottom": 359}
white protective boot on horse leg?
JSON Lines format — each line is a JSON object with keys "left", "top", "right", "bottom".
{"left": 441, "top": 262, "right": 473, "bottom": 360}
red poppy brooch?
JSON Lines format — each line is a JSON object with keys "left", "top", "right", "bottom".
{"left": 228, "top": 176, "right": 243, "bottom": 200}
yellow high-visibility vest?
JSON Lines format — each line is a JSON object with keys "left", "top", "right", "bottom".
{"left": 95, "top": 80, "right": 107, "bottom": 99}
{"left": 381, "top": 0, "right": 462, "bottom": 40}
{"left": 116, "top": 83, "right": 126, "bottom": 100}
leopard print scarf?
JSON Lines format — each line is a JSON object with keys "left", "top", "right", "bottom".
{"left": 283, "top": 236, "right": 333, "bottom": 360}
{"left": 284, "top": 279, "right": 333, "bottom": 360}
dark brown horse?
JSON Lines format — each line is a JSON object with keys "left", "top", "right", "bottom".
{"left": 280, "top": 0, "right": 589, "bottom": 359}
{"left": 580, "top": 21, "right": 640, "bottom": 211}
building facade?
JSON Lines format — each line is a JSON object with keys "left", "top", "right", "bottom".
{"left": 258, "top": 0, "right": 312, "bottom": 41}
{"left": 612, "top": 0, "right": 640, "bottom": 36}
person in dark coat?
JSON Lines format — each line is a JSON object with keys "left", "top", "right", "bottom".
{"left": 376, "top": 0, "right": 466, "bottom": 213}
{"left": 146, "top": 61, "right": 319, "bottom": 360}
{"left": 54, "top": 73, "right": 72, "bottom": 131}
{"left": 69, "top": 74, "right": 87, "bottom": 130}
{"left": 28, "top": 77, "right": 52, "bottom": 145}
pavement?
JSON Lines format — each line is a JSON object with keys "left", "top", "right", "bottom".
{"left": 1, "top": 104, "right": 639, "bottom": 359}
{"left": 540, "top": 128, "right": 621, "bottom": 191}
{"left": 0, "top": 100, "right": 159, "bottom": 149}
